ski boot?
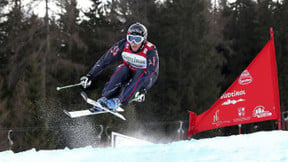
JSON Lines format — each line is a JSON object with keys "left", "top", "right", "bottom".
{"left": 89, "top": 97, "right": 108, "bottom": 112}
{"left": 106, "top": 98, "right": 120, "bottom": 111}
{"left": 97, "top": 97, "right": 108, "bottom": 107}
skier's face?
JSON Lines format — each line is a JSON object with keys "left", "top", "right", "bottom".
{"left": 130, "top": 41, "right": 142, "bottom": 52}
{"left": 127, "top": 34, "right": 144, "bottom": 52}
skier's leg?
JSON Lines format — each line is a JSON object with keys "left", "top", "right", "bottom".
{"left": 102, "top": 64, "right": 131, "bottom": 99}
{"left": 92, "top": 64, "right": 130, "bottom": 111}
{"left": 118, "top": 69, "right": 151, "bottom": 105}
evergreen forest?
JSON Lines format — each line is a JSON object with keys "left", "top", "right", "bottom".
{"left": 1, "top": 0, "right": 288, "bottom": 152}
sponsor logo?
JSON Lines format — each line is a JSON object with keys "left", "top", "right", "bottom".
{"left": 238, "top": 107, "right": 246, "bottom": 117}
{"left": 220, "top": 90, "right": 246, "bottom": 99}
{"left": 153, "top": 56, "right": 156, "bottom": 67}
{"left": 148, "top": 57, "right": 157, "bottom": 67}
{"left": 233, "top": 107, "right": 251, "bottom": 122}
{"left": 238, "top": 70, "right": 253, "bottom": 85}
{"left": 148, "top": 59, "right": 153, "bottom": 66}
{"left": 147, "top": 42, "right": 153, "bottom": 47}
{"left": 253, "top": 105, "right": 272, "bottom": 118}
{"left": 213, "top": 110, "right": 220, "bottom": 123}
{"left": 110, "top": 46, "right": 119, "bottom": 56}
{"left": 144, "top": 48, "right": 148, "bottom": 54}
{"left": 222, "top": 99, "right": 245, "bottom": 106}
{"left": 122, "top": 52, "right": 147, "bottom": 69}
{"left": 212, "top": 110, "right": 230, "bottom": 126}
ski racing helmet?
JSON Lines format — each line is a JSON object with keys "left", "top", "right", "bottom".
{"left": 127, "top": 23, "right": 148, "bottom": 44}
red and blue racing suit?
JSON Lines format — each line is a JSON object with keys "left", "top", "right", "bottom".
{"left": 87, "top": 39, "right": 159, "bottom": 105}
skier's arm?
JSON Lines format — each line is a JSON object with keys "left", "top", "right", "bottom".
{"left": 87, "top": 39, "right": 126, "bottom": 79}
{"left": 145, "top": 48, "right": 159, "bottom": 90}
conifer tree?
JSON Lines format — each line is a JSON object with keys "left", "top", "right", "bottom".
{"left": 134, "top": 0, "right": 224, "bottom": 139}
{"left": 274, "top": 0, "right": 288, "bottom": 113}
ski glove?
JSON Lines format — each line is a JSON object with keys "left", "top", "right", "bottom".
{"left": 134, "top": 91, "right": 146, "bottom": 102}
{"left": 80, "top": 75, "right": 92, "bottom": 89}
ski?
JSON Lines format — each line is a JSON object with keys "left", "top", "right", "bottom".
{"left": 63, "top": 106, "right": 124, "bottom": 118}
{"left": 79, "top": 91, "right": 126, "bottom": 120}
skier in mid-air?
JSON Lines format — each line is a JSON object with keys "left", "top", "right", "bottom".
{"left": 80, "top": 22, "right": 159, "bottom": 111}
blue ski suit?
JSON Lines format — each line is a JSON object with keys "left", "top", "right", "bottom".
{"left": 87, "top": 39, "right": 159, "bottom": 105}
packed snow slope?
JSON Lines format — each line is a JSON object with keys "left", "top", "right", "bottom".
{"left": 1, "top": 130, "right": 288, "bottom": 162}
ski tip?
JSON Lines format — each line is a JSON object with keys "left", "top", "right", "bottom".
{"left": 63, "top": 109, "right": 72, "bottom": 118}
{"left": 119, "top": 115, "right": 126, "bottom": 121}
{"left": 80, "top": 91, "right": 88, "bottom": 101}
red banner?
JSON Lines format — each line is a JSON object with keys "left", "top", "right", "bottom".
{"left": 188, "top": 28, "right": 281, "bottom": 136}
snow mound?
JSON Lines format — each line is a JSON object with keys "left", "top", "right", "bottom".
{"left": 1, "top": 131, "right": 288, "bottom": 162}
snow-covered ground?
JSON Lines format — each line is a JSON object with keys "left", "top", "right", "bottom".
{"left": 1, "top": 130, "right": 288, "bottom": 162}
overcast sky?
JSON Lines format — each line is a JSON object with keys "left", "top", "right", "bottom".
{"left": 20, "top": 0, "right": 93, "bottom": 18}
{"left": 19, "top": 0, "right": 237, "bottom": 18}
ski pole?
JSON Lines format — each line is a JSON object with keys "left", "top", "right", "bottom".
{"left": 56, "top": 82, "right": 82, "bottom": 91}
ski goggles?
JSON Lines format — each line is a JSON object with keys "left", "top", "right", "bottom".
{"left": 126, "top": 35, "right": 145, "bottom": 44}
